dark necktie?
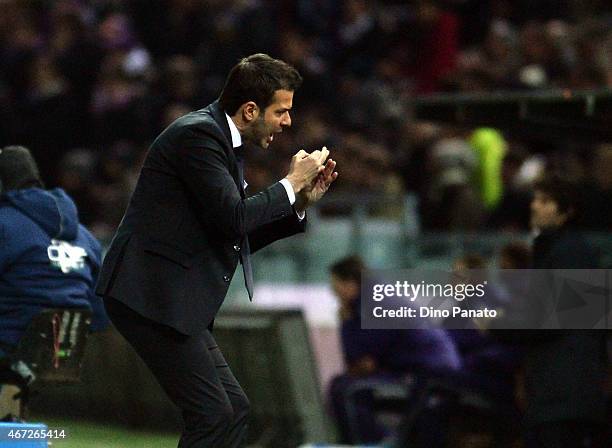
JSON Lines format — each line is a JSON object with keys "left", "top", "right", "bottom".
{"left": 234, "top": 146, "right": 254, "bottom": 300}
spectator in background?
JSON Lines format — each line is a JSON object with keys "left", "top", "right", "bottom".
{"left": 447, "top": 254, "right": 523, "bottom": 404}
{"left": 153, "top": 55, "right": 204, "bottom": 116}
{"left": 408, "top": 0, "right": 460, "bottom": 93}
{"left": 573, "top": 144, "right": 612, "bottom": 233}
{"left": 333, "top": 0, "right": 381, "bottom": 78}
{"left": 396, "top": 120, "right": 442, "bottom": 204}
{"left": 516, "top": 21, "right": 567, "bottom": 89}
{"left": 530, "top": 175, "right": 601, "bottom": 268}
{"left": 56, "top": 148, "right": 99, "bottom": 225}
{"left": 455, "top": 19, "right": 520, "bottom": 91}
{"left": 21, "top": 52, "right": 80, "bottom": 185}
{"left": 496, "top": 240, "right": 533, "bottom": 319}
{"left": 1, "top": 0, "right": 611, "bottom": 235}
{"left": 470, "top": 127, "right": 507, "bottom": 212}
{"left": 278, "top": 29, "right": 331, "bottom": 104}
{"left": 499, "top": 174, "right": 608, "bottom": 448}
{"left": 49, "top": 6, "right": 102, "bottom": 132}
{"left": 0, "top": 146, "right": 110, "bottom": 361}
{"left": 86, "top": 142, "right": 136, "bottom": 240}
{"left": 499, "top": 241, "right": 532, "bottom": 271}
{"left": 328, "top": 255, "right": 461, "bottom": 444}
{"left": 591, "top": 145, "right": 612, "bottom": 233}
{"left": 487, "top": 146, "right": 533, "bottom": 231}
{"left": 421, "top": 135, "right": 485, "bottom": 230}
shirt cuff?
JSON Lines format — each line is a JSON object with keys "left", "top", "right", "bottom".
{"left": 279, "top": 178, "right": 296, "bottom": 205}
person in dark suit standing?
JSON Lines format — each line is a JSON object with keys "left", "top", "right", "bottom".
{"left": 495, "top": 175, "right": 608, "bottom": 448}
{"left": 520, "top": 175, "right": 607, "bottom": 448}
{"left": 96, "top": 54, "right": 338, "bottom": 448}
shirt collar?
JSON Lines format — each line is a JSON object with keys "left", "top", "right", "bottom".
{"left": 225, "top": 113, "right": 242, "bottom": 148}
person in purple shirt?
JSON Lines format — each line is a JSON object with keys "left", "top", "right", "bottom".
{"left": 327, "top": 255, "right": 461, "bottom": 444}
{"left": 446, "top": 254, "right": 524, "bottom": 401}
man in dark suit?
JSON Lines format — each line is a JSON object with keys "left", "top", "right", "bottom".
{"left": 521, "top": 175, "right": 607, "bottom": 448}
{"left": 96, "top": 54, "right": 338, "bottom": 447}
{"left": 495, "top": 175, "right": 607, "bottom": 448}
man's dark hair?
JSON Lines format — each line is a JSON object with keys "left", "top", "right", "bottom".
{"left": 500, "top": 242, "right": 532, "bottom": 269}
{"left": 219, "top": 53, "right": 302, "bottom": 115}
{"left": 0, "top": 145, "right": 43, "bottom": 194}
{"left": 330, "top": 255, "right": 365, "bottom": 283}
{"left": 533, "top": 174, "right": 580, "bottom": 223}
{"left": 456, "top": 253, "right": 487, "bottom": 269}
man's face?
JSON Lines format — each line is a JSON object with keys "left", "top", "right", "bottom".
{"left": 331, "top": 274, "right": 359, "bottom": 307}
{"left": 530, "top": 191, "right": 567, "bottom": 230}
{"left": 243, "top": 89, "right": 293, "bottom": 149}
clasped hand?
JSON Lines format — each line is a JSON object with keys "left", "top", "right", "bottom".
{"left": 285, "top": 146, "right": 338, "bottom": 212}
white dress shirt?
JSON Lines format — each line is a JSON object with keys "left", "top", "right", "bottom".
{"left": 225, "top": 114, "right": 305, "bottom": 220}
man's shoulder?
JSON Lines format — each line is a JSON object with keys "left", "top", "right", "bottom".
{"left": 549, "top": 230, "right": 599, "bottom": 268}
{"left": 554, "top": 230, "right": 593, "bottom": 251}
{"left": 171, "top": 102, "right": 225, "bottom": 134}
{"left": 157, "top": 107, "right": 229, "bottom": 150}
{"left": 173, "top": 108, "right": 214, "bottom": 128}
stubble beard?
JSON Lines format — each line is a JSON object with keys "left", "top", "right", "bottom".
{"left": 243, "top": 115, "right": 271, "bottom": 150}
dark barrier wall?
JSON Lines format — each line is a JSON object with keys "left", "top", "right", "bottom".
{"left": 30, "top": 309, "right": 332, "bottom": 447}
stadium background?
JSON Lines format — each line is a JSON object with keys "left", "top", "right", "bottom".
{"left": 1, "top": 0, "right": 610, "bottom": 446}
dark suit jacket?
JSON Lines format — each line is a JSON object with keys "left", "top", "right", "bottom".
{"left": 495, "top": 228, "right": 607, "bottom": 427}
{"left": 95, "top": 100, "right": 306, "bottom": 335}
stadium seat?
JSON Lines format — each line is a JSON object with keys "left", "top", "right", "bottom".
{"left": 393, "top": 376, "right": 520, "bottom": 447}
{"left": 339, "top": 372, "right": 520, "bottom": 446}
{"left": 342, "top": 375, "right": 418, "bottom": 444}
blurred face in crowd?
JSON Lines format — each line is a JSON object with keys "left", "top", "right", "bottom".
{"left": 530, "top": 191, "right": 569, "bottom": 230}
{"left": 593, "top": 145, "right": 612, "bottom": 189}
{"left": 241, "top": 89, "right": 293, "bottom": 149}
{"left": 499, "top": 254, "right": 515, "bottom": 270}
{"left": 452, "top": 258, "right": 486, "bottom": 285}
{"left": 331, "top": 274, "right": 360, "bottom": 307}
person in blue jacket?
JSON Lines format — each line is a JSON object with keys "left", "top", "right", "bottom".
{"left": 0, "top": 145, "right": 110, "bottom": 359}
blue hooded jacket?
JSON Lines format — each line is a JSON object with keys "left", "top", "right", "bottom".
{"left": 0, "top": 188, "right": 110, "bottom": 356}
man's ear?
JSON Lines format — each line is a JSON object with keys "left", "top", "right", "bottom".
{"left": 241, "top": 101, "right": 259, "bottom": 123}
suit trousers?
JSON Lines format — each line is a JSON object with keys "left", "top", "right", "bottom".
{"left": 104, "top": 297, "right": 249, "bottom": 448}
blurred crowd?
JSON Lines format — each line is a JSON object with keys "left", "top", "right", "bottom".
{"left": 326, "top": 173, "right": 610, "bottom": 446}
{"left": 1, "top": 0, "right": 611, "bottom": 239}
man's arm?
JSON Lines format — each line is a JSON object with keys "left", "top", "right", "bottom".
{"left": 176, "top": 132, "right": 324, "bottom": 240}
{"left": 177, "top": 134, "right": 291, "bottom": 239}
{"left": 247, "top": 149, "right": 336, "bottom": 253}
{"left": 248, "top": 212, "right": 307, "bottom": 254}
{"left": 294, "top": 157, "right": 338, "bottom": 214}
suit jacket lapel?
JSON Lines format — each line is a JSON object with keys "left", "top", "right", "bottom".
{"left": 210, "top": 99, "right": 232, "bottom": 144}
{"left": 209, "top": 100, "right": 245, "bottom": 198}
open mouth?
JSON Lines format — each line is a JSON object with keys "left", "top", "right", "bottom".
{"left": 266, "top": 130, "right": 282, "bottom": 144}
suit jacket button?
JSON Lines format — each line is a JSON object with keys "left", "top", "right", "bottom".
{"left": 223, "top": 275, "right": 230, "bottom": 282}
{"left": 233, "top": 244, "right": 241, "bottom": 252}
